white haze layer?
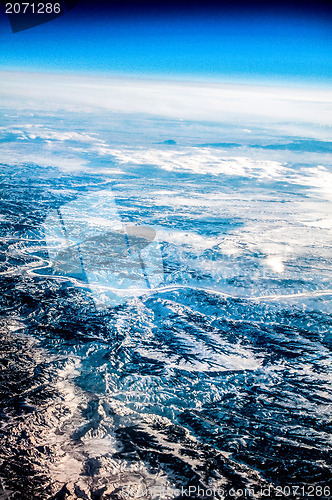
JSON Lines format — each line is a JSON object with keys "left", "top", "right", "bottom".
{"left": 1, "top": 71, "right": 332, "bottom": 137}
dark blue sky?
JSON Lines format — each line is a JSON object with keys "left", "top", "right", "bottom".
{"left": 0, "top": 2, "right": 331, "bottom": 84}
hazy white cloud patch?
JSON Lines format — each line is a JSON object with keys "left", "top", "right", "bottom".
{"left": 0, "top": 146, "right": 89, "bottom": 172}
{"left": 0, "top": 123, "right": 104, "bottom": 145}
{"left": 104, "top": 147, "right": 287, "bottom": 179}
{"left": 294, "top": 165, "right": 332, "bottom": 202}
{"left": 105, "top": 146, "right": 332, "bottom": 206}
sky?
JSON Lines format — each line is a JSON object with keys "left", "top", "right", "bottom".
{"left": 0, "top": 1, "right": 332, "bottom": 85}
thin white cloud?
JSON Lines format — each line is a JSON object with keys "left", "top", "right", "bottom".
{"left": 1, "top": 72, "right": 332, "bottom": 129}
